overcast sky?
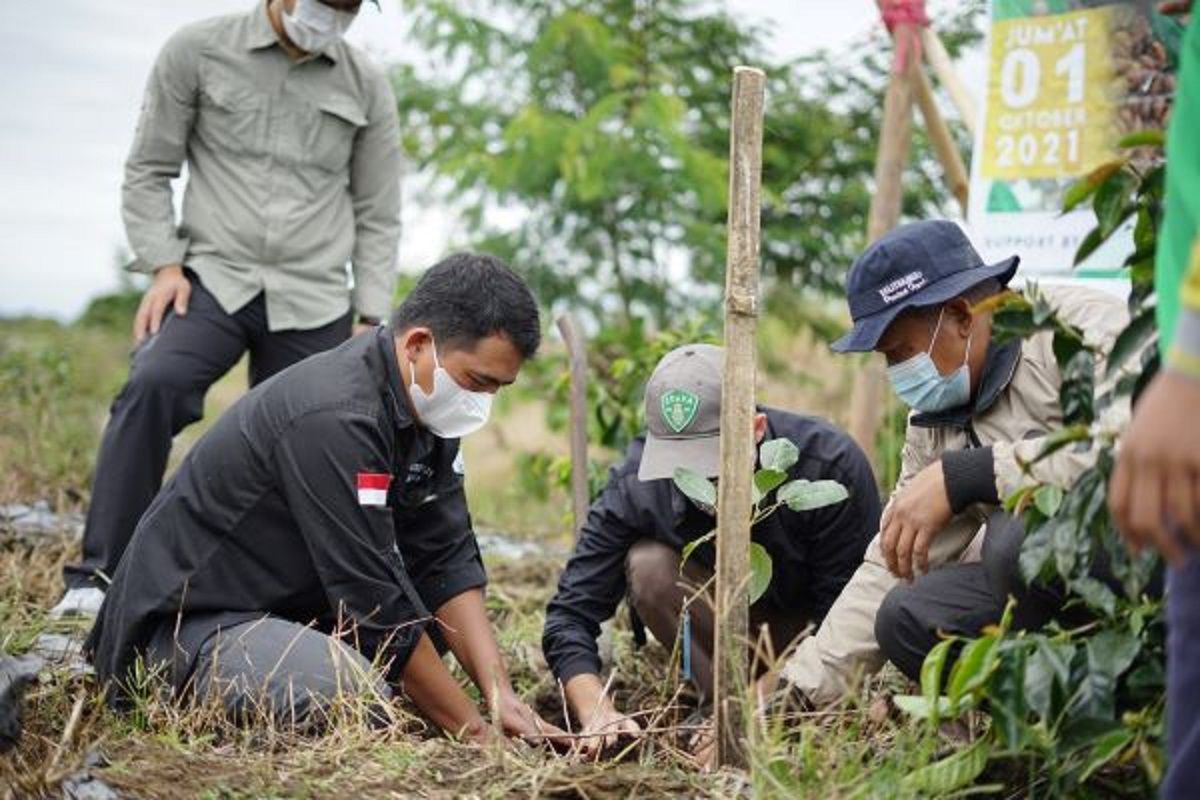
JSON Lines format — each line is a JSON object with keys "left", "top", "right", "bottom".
{"left": 0, "top": 0, "right": 974, "bottom": 320}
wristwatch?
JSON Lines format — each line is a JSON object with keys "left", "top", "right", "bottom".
{"left": 357, "top": 315, "right": 382, "bottom": 327}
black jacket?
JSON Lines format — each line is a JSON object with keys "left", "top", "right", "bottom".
{"left": 542, "top": 408, "right": 881, "bottom": 683}
{"left": 87, "top": 328, "right": 485, "bottom": 697}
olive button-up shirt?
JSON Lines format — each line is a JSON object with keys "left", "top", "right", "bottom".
{"left": 122, "top": 2, "right": 402, "bottom": 331}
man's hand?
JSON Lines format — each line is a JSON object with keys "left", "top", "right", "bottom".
{"left": 563, "top": 672, "right": 642, "bottom": 759}
{"left": 353, "top": 322, "right": 376, "bottom": 337}
{"left": 493, "top": 690, "right": 568, "bottom": 746}
{"left": 574, "top": 698, "right": 642, "bottom": 759}
{"left": 133, "top": 264, "right": 190, "bottom": 343}
{"left": 881, "top": 460, "right": 953, "bottom": 580}
{"left": 1110, "top": 370, "right": 1200, "bottom": 565}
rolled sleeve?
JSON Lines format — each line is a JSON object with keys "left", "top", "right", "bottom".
{"left": 122, "top": 28, "right": 198, "bottom": 273}
{"left": 349, "top": 67, "right": 402, "bottom": 319}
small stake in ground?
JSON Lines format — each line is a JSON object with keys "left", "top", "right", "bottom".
{"left": 555, "top": 313, "right": 589, "bottom": 537}
{"left": 714, "top": 64, "right": 765, "bottom": 769}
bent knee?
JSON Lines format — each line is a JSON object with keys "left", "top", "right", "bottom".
{"left": 625, "top": 540, "right": 681, "bottom": 613}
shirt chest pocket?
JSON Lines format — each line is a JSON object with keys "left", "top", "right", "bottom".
{"left": 301, "top": 98, "right": 366, "bottom": 174}
{"left": 197, "top": 81, "right": 264, "bottom": 156}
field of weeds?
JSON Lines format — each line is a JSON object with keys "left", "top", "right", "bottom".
{"left": 0, "top": 317, "right": 984, "bottom": 798}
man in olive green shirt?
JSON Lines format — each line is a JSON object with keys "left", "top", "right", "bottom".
{"left": 55, "top": 0, "right": 402, "bottom": 617}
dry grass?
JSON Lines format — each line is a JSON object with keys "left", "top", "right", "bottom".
{"left": 0, "top": 317, "right": 952, "bottom": 798}
{"left": 0, "top": 528, "right": 965, "bottom": 799}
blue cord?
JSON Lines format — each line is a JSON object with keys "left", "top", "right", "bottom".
{"left": 681, "top": 607, "right": 692, "bottom": 681}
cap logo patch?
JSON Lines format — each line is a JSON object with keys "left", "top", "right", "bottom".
{"left": 878, "top": 271, "right": 927, "bottom": 305}
{"left": 661, "top": 389, "right": 700, "bottom": 433}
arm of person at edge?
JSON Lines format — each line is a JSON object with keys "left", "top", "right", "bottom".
{"left": 348, "top": 65, "right": 402, "bottom": 337}
{"left": 544, "top": 462, "right": 649, "bottom": 758}
{"left": 121, "top": 28, "right": 199, "bottom": 342}
{"left": 1111, "top": 239, "right": 1200, "bottom": 562}
{"left": 435, "top": 589, "right": 569, "bottom": 747}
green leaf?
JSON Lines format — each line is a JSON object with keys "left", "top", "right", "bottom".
{"left": 1025, "top": 639, "right": 1075, "bottom": 721}
{"left": 1033, "top": 485, "right": 1064, "bottom": 518}
{"left": 752, "top": 468, "right": 788, "bottom": 504}
{"left": 777, "top": 479, "right": 849, "bottom": 512}
{"left": 1117, "top": 129, "right": 1165, "bottom": 149}
{"left": 679, "top": 530, "right": 716, "bottom": 567}
{"left": 673, "top": 467, "right": 716, "bottom": 507}
{"left": 921, "top": 638, "right": 956, "bottom": 717}
{"left": 759, "top": 438, "right": 799, "bottom": 472}
{"left": 1093, "top": 171, "right": 1136, "bottom": 238}
{"left": 1004, "top": 485, "right": 1038, "bottom": 515}
{"left": 1073, "top": 227, "right": 1105, "bottom": 266}
{"left": 1087, "top": 629, "right": 1141, "bottom": 680}
{"left": 893, "top": 694, "right": 955, "bottom": 720}
{"left": 947, "top": 635, "right": 997, "bottom": 710}
{"left": 1019, "top": 524, "right": 1053, "bottom": 584}
{"left": 988, "top": 643, "right": 1030, "bottom": 749}
{"left": 1070, "top": 576, "right": 1117, "bottom": 617}
{"left": 1106, "top": 306, "right": 1158, "bottom": 379}
{"left": 749, "top": 542, "right": 773, "bottom": 604}
{"left": 1079, "top": 728, "right": 1136, "bottom": 783}
{"left": 901, "top": 733, "right": 991, "bottom": 794}
{"left": 1062, "top": 159, "right": 1127, "bottom": 213}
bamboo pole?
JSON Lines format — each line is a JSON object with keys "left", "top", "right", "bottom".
{"left": 555, "top": 313, "right": 589, "bottom": 537}
{"left": 714, "top": 65, "right": 765, "bottom": 769}
{"left": 866, "top": 36, "right": 917, "bottom": 241}
{"left": 913, "top": 69, "right": 969, "bottom": 215}
{"left": 854, "top": 16, "right": 919, "bottom": 467}
{"left": 920, "top": 27, "right": 978, "bottom": 137}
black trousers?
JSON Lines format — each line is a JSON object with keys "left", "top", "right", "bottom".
{"left": 874, "top": 512, "right": 1132, "bottom": 682}
{"left": 63, "top": 276, "right": 351, "bottom": 590}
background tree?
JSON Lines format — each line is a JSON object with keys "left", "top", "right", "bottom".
{"left": 393, "top": 0, "right": 984, "bottom": 329}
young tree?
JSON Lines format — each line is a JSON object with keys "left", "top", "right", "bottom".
{"left": 394, "top": 0, "right": 983, "bottom": 327}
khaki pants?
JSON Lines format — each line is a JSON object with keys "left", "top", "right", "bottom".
{"left": 781, "top": 510, "right": 986, "bottom": 706}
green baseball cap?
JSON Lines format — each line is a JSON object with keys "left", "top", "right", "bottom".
{"left": 638, "top": 344, "right": 725, "bottom": 482}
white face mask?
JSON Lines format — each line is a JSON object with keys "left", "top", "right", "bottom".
{"left": 281, "top": 0, "right": 358, "bottom": 54}
{"left": 408, "top": 338, "right": 494, "bottom": 439}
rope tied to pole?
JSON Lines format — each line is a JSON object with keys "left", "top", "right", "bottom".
{"left": 880, "top": 0, "right": 929, "bottom": 75}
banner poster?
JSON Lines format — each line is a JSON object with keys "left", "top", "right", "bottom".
{"left": 967, "top": 0, "right": 1184, "bottom": 286}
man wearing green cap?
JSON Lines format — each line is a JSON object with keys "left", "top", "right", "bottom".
{"left": 541, "top": 343, "right": 880, "bottom": 758}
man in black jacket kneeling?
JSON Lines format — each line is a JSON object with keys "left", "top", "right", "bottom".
{"left": 542, "top": 343, "right": 881, "bottom": 759}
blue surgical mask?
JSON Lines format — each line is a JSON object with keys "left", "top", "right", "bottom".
{"left": 887, "top": 307, "right": 973, "bottom": 413}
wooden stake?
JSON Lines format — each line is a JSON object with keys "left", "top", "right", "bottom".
{"left": 867, "top": 41, "right": 917, "bottom": 242}
{"left": 921, "top": 27, "right": 978, "bottom": 137}
{"left": 714, "top": 65, "right": 765, "bottom": 769}
{"left": 913, "top": 69, "right": 969, "bottom": 216}
{"left": 855, "top": 18, "right": 919, "bottom": 470}
{"left": 555, "top": 313, "right": 590, "bottom": 537}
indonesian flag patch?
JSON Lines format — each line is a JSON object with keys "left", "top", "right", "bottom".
{"left": 356, "top": 472, "right": 392, "bottom": 507}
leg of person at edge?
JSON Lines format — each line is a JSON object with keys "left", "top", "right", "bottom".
{"left": 1110, "top": 6, "right": 1200, "bottom": 796}
{"left": 53, "top": 0, "right": 402, "bottom": 618}
{"left": 775, "top": 219, "right": 1162, "bottom": 707}
{"left": 541, "top": 344, "right": 881, "bottom": 762}
{"left": 85, "top": 255, "right": 568, "bottom": 745}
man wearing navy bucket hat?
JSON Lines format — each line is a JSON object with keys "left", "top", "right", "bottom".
{"left": 777, "top": 220, "right": 1143, "bottom": 706}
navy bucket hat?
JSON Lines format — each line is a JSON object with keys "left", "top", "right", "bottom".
{"left": 830, "top": 220, "right": 1019, "bottom": 353}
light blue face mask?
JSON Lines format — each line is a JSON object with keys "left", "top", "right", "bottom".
{"left": 887, "top": 306, "right": 973, "bottom": 413}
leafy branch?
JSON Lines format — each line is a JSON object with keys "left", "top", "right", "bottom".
{"left": 672, "top": 437, "right": 849, "bottom": 603}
